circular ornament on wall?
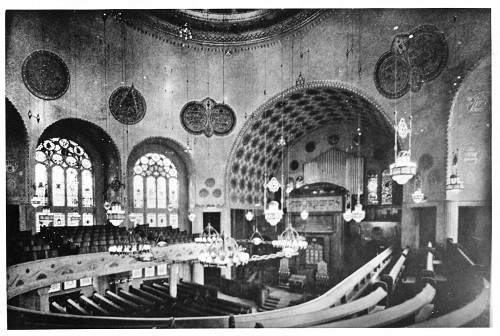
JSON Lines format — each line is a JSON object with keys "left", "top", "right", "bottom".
{"left": 212, "top": 189, "right": 222, "bottom": 198}
{"left": 205, "top": 178, "right": 215, "bottom": 187}
{"left": 327, "top": 134, "right": 340, "bottom": 145}
{"left": 180, "top": 101, "right": 208, "bottom": 134}
{"left": 109, "top": 85, "right": 147, "bottom": 125}
{"left": 22, "top": 50, "right": 70, "bottom": 100}
{"left": 210, "top": 104, "right": 236, "bottom": 136}
{"left": 407, "top": 25, "right": 448, "bottom": 83}
{"left": 305, "top": 141, "right": 316, "bottom": 153}
{"left": 418, "top": 153, "right": 434, "bottom": 170}
{"left": 290, "top": 160, "right": 299, "bottom": 171}
{"left": 374, "top": 51, "right": 411, "bottom": 99}
{"left": 199, "top": 189, "right": 209, "bottom": 198}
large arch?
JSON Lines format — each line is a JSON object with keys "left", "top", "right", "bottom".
{"left": 127, "top": 137, "right": 195, "bottom": 233}
{"left": 224, "top": 80, "right": 394, "bottom": 209}
{"left": 6, "top": 98, "right": 29, "bottom": 206}
{"left": 37, "top": 118, "right": 121, "bottom": 224}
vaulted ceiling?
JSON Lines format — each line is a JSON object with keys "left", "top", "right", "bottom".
{"left": 225, "top": 81, "right": 394, "bottom": 207}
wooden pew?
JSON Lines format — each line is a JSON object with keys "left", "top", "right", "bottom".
{"left": 79, "top": 295, "right": 110, "bottom": 316}
{"left": 66, "top": 298, "right": 90, "bottom": 316}
{"left": 129, "top": 286, "right": 166, "bottom": 305}
{"left": 179, "top": 280, "right": 218, "bottom": 298}
{"left": 50, "top": 301, "right": 67, "bottom": 314}
{"left": 410, "top": 278, "right": 490, "bottom": 327}
{"left": 140, "top": 284, "right": 176, "bottom": 304}
{"left": 380, "top": 247, "right": 410, "bottom": 293}
{"left": 105, "top": 290, "right": 140, "bottom": 312}
{"left": 92, "top": 292, "right": 126, "bottom": 316}
{"left": 312, "top": 283, "right": 436, "bottom": 328}
{"left": 257, "top": 286, "right": 388, "bottom": 328}
{"left": 118, "top": 288, "right": 155, "bottom": 307}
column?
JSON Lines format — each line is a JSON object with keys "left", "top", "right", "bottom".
{"left": 169, "top": 263, "right": 179, "bottom": 298}
{"left": 192, "top": 262, "right": 204, "bottom": 285}
{"left": 444, "top": 201, "right": 459, "bottom": 243}
{"left": 182, "top": 263, "right": 192, "bottom": 282}
{"left": 37, "top": 287, "right": 50, "bottom": 313}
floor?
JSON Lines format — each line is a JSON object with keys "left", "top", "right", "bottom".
{"left": 217, "top": 286, "right": 305, "bottom": 313}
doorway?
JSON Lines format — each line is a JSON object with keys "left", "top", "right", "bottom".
{"left": 416, "top": 207, "right": 437, "bottom": 248}
{"left": 458, "top": 206, "right": 491, "bottom": 267}
{"left": 203, "top": 212, "right": 220, "bottom": 233}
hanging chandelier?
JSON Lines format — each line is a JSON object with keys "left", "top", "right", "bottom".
{"left": 39, "top": 206, "right": 54, "bottom": 226}
{"left": 109, "top": 242, "right": 155, "bottom": 262}
{"left": 412, "top": 172, "right": 426, "bottom": 203}
{"left": 188, "top": 212, "right": 196, "bottom": 222}
{"left": 446, "top": 149, "right": 464, "bottom": 192}
{"left": 179, "top": 22, "right": 193, "bottom": 40}
{"left": 389, "top": 112, "right": 416, "bottom": 185}
{"left": 249, "top": 226, "right": 263, "bottom": 245}
{"left": 198, "top": 232, "right": 250, "bottom": 267}
{"left": 271, "top": 223, "right": 308, "bottom": 258}
{"left": 245, "top": 210, "right": 254, "bottom": 222}
{"left": 264, "top": 177, "right": 284, "bottom": 226}
{"left": 107, "top": 201, "right": 125, "bottom": 226}
{"left": 194, "top": 223, "right": 220, "bottom": 244}
{"left": 343, "top": 193, "right": 353, "bottom": 222}
{"left": 351, "top": 203, "right": 366, "bottom": 223}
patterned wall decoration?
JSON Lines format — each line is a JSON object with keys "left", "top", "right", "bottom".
{"left": 225, "top": 81, "right": 393, "bottom": 209}
{"left": 447, "top": 56, "right": 491, "bottom": 200}
{"left": 180, "top": 97, "right": 236, "bottom": 137}
{"left": 374, "top": 25, "right": 448, "bottom": 99}
{"left": 109, "top": 85, "right": 147, "bottom": 125}
{"left": 22, "top": 50, "right": 70, "bottom": 100}
{"left": 7, "top": 243, "right": 206, "bottom": 300}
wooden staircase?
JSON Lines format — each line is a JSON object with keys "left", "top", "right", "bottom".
{"left": 257, "top": 295, "right": 281, "bottom": 312}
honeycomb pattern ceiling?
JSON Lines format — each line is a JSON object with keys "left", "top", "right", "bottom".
{"left": 225, "top": 81, "right": 393, "bottom": 208}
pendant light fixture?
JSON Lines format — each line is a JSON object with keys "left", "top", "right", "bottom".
{"left": 245, "top": 210, "right": 254, "bottom": 222}
{"left": 412, "top": 171, "right": 425, "bottom": 203}
{"left": 446, "top": 149, "right": 464, "bottom": 192}
{"left": 389, "top": 40, "right": 416, "bottom": 185}
{"left": 351, "top": 103, "right": 365, "bottom": 223}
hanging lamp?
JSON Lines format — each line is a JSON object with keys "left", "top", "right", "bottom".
{"left": 245, "top": 210, "right": 254, "bottom": 222}
{"left": 446, "top": 149, "right": 464, "bottom": 192}
{"left": 107, "top": 201, "right": 125, "bottom": 226}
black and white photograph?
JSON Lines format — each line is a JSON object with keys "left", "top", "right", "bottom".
{"left": 3, "top": 0, "right": 495, "bottom": 330}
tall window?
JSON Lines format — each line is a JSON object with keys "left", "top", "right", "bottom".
{"left": 132, "top": 153, "right": 179, "bottom": 228}
{"left": 35, "top": 137, "right": 94, "bottom": 230}
{"left": 381, "top": 168, "right": 393, "bottom": 205}
{"left": 367, "top": 171, "right": 378, "bottom": 205}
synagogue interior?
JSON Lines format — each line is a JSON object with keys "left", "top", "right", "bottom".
{"left": 4, "top": 8, "right": 492, "bottom": 329}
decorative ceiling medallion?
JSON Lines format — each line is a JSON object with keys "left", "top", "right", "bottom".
{"left": 22, "top": 50, "right": 70, "bottom": 100}
{"left": 109, "top": 85, "right": 147, "bottom": 125}
{"left": 374, "top": 25, "right": 448, "bottom": 99}
{"left": 180, "top": 97, "right": 236, "bottom": 137}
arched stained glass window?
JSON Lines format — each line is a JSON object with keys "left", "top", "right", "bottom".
{"left": 367, "top": 171, "right": 378, "bottom": 205}
{"left": 34, "top": 137, "right": 94, "bottom": 230}
{"left": 382, "top": 168, "right": 393, "bottom": 205}
{"left": 133, "top": 153, "right": 178, "bottom": 227}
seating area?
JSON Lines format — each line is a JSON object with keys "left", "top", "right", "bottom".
{"left": 49, "top": 279, "right": 252, "bottom": 319}
{"left": 7, "top": 225, "right": 195, "bottom": 265}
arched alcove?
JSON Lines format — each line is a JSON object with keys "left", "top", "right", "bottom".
{"left": 224, "top": 81, "right": 394, "bottom": 210}
{"left": 127, "top": 137, "right": 194, "bottom": 233}
{"left": 37, "top": 118, "right": 121, "bottom": 224}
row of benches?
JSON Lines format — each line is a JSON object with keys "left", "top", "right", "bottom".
{"left": 50, "top": 280, "right": 252, "bottom": 319}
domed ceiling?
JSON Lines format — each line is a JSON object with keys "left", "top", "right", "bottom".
{"left": 121, "top": 9, "right": 326, "bottom": 45}
{"left": 225, "top": 81, "right": 394, "bottom": 208}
